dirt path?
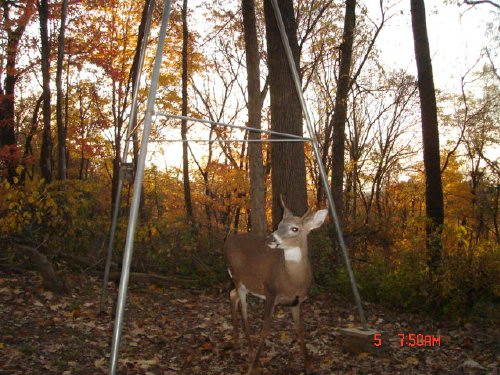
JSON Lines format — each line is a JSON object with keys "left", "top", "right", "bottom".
{"left": 0, "top": 271, "right": 497, "bottom": 374}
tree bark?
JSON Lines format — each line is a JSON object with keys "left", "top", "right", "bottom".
{"left": 56, "top": 0, "right": 69, "bottom": 180}
{"left": 330, "top": 0, "right": 356, "bottom": 227}
{"left": 38, "top": 0, "right": 53, "bottom": 183}
{"left": 181, "top": 0, "right": 194, "bottom": 223}
{"left": 242, "top": 0, "right": 266, "bottom": 234}
{"left": 264, "top": 0, "right": 308, "bottom": 227}
{"left": 410, "top": 0, "right": 445, "bottom": 269}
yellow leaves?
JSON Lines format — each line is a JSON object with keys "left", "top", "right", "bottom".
{"left": 0, "top": 177, "right": 68, "bottom": 236}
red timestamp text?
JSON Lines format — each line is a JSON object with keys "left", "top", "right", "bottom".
{"left": 373, "top": 333, "right": 441, "bottom": 347}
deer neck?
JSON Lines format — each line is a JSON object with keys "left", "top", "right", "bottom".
{"left": 282, "top": 239, "right": 311, "bottom": 284}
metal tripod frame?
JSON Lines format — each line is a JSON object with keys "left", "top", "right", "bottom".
{"left": 105, "top": 0, "right": 367, "bottom": 373}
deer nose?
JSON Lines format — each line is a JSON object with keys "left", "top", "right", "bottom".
{"left": 266, "top": 234, "right": 279, "bottom": 247}
{"left": 266, "top": 233, "right": 282, "bottom": 248}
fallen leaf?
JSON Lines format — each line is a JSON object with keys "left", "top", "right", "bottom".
{"left": 460, "top": 359, "right": 486, "bottom": 370}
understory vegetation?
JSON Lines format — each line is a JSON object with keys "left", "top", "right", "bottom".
{"left": 2, "top": 163, "right": 498, "bottom": 321}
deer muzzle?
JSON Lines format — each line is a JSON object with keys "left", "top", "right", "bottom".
{"left": 266, "top": 233, "right": 282, "bottom": 248}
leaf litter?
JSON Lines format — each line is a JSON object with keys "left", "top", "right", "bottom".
{"left": 0, "top": 270, "right": 497, "bottom": 374}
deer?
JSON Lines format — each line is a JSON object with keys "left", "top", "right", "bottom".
{"left": 224, "top": 197, "right": 328, "bottom": 375}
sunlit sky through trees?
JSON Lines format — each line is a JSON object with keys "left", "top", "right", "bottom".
{"left": 152, "top": 0, "right": 498, "bottom": 171}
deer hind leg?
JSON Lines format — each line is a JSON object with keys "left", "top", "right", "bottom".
{"left": 247, "top": 296, "right": 276, "bottom": 375}
{"left": 229, "top": 289, "right": 241, "bottom": 344}
{"left": 237, "top": 284, "right": 254, "bottom": 360}
{"left": 291, "top": 304, "right": 315, "bottom": 375}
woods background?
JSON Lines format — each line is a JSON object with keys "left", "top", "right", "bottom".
{"left": 0, "top": 0, "right": 498, "bottom": 320}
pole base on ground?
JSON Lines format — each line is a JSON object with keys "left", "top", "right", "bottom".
{"left": 340, "top": 327, "right": 385, "bottom": 354}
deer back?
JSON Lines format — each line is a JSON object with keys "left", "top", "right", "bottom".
{"left": 224, "top": 232, "right": 312, "bottom": 302}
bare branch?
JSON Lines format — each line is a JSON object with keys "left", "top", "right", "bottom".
{"left": 463, "top": 0, "right": 500, "bottom": 9}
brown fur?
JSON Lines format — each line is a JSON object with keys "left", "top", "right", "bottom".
{"left": 224, "top": 205, "right": 328, "bottom": 374}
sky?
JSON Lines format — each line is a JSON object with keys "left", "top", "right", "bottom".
{"left": 153, "top": 0, "right": 500, "bottom": 170}
{"left": 366, "top": 0, "right": 499, "bottom": 93}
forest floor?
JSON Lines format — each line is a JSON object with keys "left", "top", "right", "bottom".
{"left": 0, "top": 270, "right": 498, "bottom": 374}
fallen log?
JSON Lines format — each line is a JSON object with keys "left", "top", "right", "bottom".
{"left": 94, "top": 271, "right": 198, "bottom": 287}
{"left": 15, "top": 244, "right": 69, "bottom": 294}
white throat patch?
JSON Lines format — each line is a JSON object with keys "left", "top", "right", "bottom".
{"left": 283, "top": 247, "right": 302, "bottom": 263}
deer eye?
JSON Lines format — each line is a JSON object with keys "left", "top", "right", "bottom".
{"left": 291, "top": 227, "right": 299, "bottom": 232}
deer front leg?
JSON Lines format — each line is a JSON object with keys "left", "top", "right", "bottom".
{"left": 229, "top": 289, "right": 240, "bottom": 344}
{"left": 291, "top": 304, "right": 316, "bottom": 375}
{"left": 237, "top": 285, "right": 254, "bottom": 360}
{"left": 247, "top": 296, "right": 276, "bottom": 375}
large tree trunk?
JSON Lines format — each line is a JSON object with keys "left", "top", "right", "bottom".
{"left": 264, "top": 0, "right": 307, "bottom": 227}
{"left": 0, "top": 1, "right": 36, "bottom": 182}
{"left": 56, "top": 0, "right": 69, "bottom": 180}
{"left": 330, "top": 0, "right": 356, "bottom": 227}
{"left": 181, "top": 0, "right": 194, "bottom": 223}
{"left": 242, "top": 0, "right": 266, "bottom": 234}
{"left": 410, "top": 0, "right": 444, "bottom": 269}
{"left": 38, "top": 0, "right": 53, "bottom": 183}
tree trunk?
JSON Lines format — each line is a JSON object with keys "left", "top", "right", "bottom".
{"left": 330, "top": 0, "right": 356, "bottom": 227}
{"left": 56, "top": 0, "right": 69, "bottom": 180}
{"left": 21, "top": 94, "right": 44, "bottom": 183}
{"left": 410, "top": 0, "right": 444, "bottom": 269}
{"left": 38, "top": 0, "right": 53, "bottom": 183}
{"left": 242, "top": 0, "right": 266, "bottom": 234}
{"left": 0, "top": 1, "right": 36, "bottom": 182}
{"left": 263, "top": 0, "right": 307, "bottom": 227}
{"left": 181, "top": 0, "right": 194, "bottom": 223}
{"left": 129, "top": 0, "right": 153, "bottom": 219}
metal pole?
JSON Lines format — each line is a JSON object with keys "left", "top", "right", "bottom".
{"left": 99, "top": 0, "right": 155, "bottom": 315}
{"left": 270, "top": 0, "right": 367, "bottom": 329}
{"left": 149, "top": 138, "right": 307, "bottom": 143}
{"left": 109, "top": 1, "right": 172, "bottom": 374}
{"left": 155, "top": 112, "right": 312, "bottom": 141}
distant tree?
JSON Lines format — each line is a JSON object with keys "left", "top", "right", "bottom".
{"left": 181, "top": 0, "right": 194, "bottom": 223}
{"left": 189, "top": 12, "right": 247, "bottom": 232}
{"left": 38, "top": 0, "right": 53, "bottom": 183}
{"left": 263, "top": 0, "right": 308, "bottom": 226}
{"left": 69, "top": 0, "right": 160, "bottom": 216}
{"left": 330, "top": 0, "right": 356, "bottom": 226}
{"left": 56, "top": 0, "right": 69, "bottom": 180}
{"left": 242, "top": 0, "right": 266, "bottom": 234}
{"left": 410, "top": 0, "right": 445, "bottom": 269}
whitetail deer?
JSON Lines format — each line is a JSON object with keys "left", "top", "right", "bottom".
{"left": 224, "top": 197, "right": 328, "bottom": 374}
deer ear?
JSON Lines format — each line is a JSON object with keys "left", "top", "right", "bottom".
{"left": 304, "top": 209, "right": 328, "bottom": 231}
{"left": 280, "top": 194, "right": 293, "bottom": 218}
